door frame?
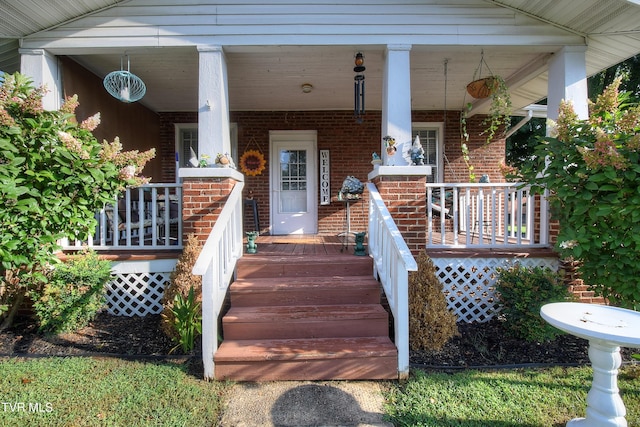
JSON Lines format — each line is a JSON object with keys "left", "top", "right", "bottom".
{"left": 269, "top": 130, "right": 318, "bottom": 235}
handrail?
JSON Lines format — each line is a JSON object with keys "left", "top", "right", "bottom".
{"left": 192, "top": 180, "right": 245, "bottom": 380}
{"left": 426, "top": 182, "right": 547, "bottom": 249}
{"left": 367, "top": 182, "right": 417, "bottom": 380}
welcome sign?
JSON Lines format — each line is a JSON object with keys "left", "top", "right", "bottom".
{"left": 320, "top": 150, "right": 330, "bottom": 205}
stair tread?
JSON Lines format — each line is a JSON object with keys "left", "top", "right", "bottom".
{"left": 231, "top": 275, "right": 379, "bottom": 289}
{"left": 224, "top": 304, "right": 387, "bottom": 322}
{"left": 238, "top": 254, "right": 372, "bottom": 264}
{"left": 215, "top": 336, "right": 397, "bottom": 362}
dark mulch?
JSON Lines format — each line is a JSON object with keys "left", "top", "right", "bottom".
{"left": 0, "top": 312, "right": 636, "bottom": 368}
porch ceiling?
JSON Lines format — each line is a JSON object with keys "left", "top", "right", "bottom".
{"left": 1, "top": 0, "right": 640, "bottom": 115}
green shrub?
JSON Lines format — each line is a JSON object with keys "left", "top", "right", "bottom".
{"left": 30, "top": 249, "right": 111, "bottom": 333}
{"left": 409, "top": 251, "right": 459, "bottom": 351}
{"left": 495, "top": 264, "right": 574, "bottom": 342}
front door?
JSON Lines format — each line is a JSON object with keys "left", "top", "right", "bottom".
{"left": 270, "top": 130, "right": 317, "bottom": 235}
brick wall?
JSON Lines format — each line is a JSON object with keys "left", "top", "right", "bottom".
{"left": 370, "top": 174, "right": 427, "bottom": 257}
{"left": 159, "top": 110, "right": 506, "bottom": 235}
{"left": 181, "top": 177, "right": 238, "bottom": 242}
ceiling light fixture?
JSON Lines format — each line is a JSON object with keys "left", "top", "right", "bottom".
{"left": 301, "top": 83, "right": 313, "bottom": 93}
{"left": 103, "top": 54, "right": 146, "bottom": 103}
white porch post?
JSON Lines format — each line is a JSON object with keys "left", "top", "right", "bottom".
{"left": 547, "top": 46, "right": 588, "bottom": 121}
{"left": 382, "top": 44, "right": 412, "bottom": 166}
{"left": 197, "top": 45, "right": 231, "bottom": 161}
{"left": 543, "top": 46, "right": 588, "bottom": 246}
{"left": 18, "top": 48, "right": 61, "bottom": 111}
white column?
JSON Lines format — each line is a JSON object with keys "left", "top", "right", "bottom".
{"left": 197, "top": 45, "right": 231, "bottom": 161}
{"left": 547, "top": 46, "right": 588, "bottom": 121}
{"left": 18, "top": 48, "right": 60, "bottom": 111}
{"left": 382, "top": 44, "right": 412, "bottom": 166}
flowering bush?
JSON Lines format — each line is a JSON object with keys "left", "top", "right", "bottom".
{"left": 0, "top": 72, "right": 155, "bottom": 328}
{"left": 518, "top": 77, "right": 640, "bottom": 308}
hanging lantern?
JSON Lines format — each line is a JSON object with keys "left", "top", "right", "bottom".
{"left": 103, "top": 55, "right": 146, "bottom": 103}
{"left": 353, "top": 52, "right": 365, "bottom": 123}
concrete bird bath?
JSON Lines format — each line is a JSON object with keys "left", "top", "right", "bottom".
{"left": 541, "top": 302, "right": 640, "bottom": 427}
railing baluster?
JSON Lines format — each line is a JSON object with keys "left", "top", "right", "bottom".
{"left": 425, "top": 182, "right": 548, "bottom": 249}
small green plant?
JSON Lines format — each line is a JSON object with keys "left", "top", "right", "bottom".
{"left": 495, "top": 264, "right": 574, "bottom": 342}
{"left": 30, "top": 249, "right": 111, "bottom": 333}
{"left": 169, "top": 286, "right": 202, "bottom": 354}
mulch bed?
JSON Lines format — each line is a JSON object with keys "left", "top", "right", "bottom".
{"left": 0, "top": 311, "right": 636, "bottom": 369}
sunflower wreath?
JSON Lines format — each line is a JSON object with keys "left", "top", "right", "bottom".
{"left": 239, "top": 149, "right": 266, "bottom": 176}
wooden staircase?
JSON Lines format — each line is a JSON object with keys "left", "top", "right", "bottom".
{"left": 214, "top": 254, "right": 398, "bottom": 381}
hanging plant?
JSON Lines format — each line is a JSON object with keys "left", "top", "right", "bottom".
{"left": 239, "top": 149, "right": 266, "bottom": 176}
{"left": 460, "top": 52, "right": 512, "bottom": 181}
{"left": 480, "top": 75, "right": 512, "bottom": 143}
{"left": 464, "top": 52, "right": 512, "bottom": 144}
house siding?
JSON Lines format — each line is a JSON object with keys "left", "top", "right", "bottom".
{"left": 22, "top": 1, "right": 584, "bottom": 50}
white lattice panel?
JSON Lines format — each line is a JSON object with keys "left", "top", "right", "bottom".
{"left": 105, "top": 259, "right": 177, "bottom": 317}
{"left": 431, "top": 257, "right": 558, "bottom": 323}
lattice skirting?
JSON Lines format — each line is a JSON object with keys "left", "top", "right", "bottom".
{"left": 431, "top": 256, "right": 559, "bottom": 324}
{"left": 106, "top": 259, "right": 178, "bottom": 317}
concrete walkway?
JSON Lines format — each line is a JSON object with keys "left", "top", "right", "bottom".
{"left": 218, "top": 380, "right": 394, "bottom": 427}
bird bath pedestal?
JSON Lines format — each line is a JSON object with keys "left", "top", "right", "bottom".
{"left": 541, "top": 302, "right": 640, "bottom": 427}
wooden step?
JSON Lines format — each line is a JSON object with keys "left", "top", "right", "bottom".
{"left": 214, "top": 336, "right": 398, "bottom": 381}
{"left": 222, "top": 304, "right": 388, "bottom": 340}
{"left": 236, "top": 254, "right": 373, "bottom": 279}
{"left": 230, "top": 276, "right": 381, "bottom": 307}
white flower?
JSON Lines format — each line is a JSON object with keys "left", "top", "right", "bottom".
{"left": 559, "top": 240, "right": 578, "bottom": 249}
{"left": 119, "top": 165, "right": 136, "bottom": 180}
{"left": 546, "top": 119, "right": 558, "bottom": 138}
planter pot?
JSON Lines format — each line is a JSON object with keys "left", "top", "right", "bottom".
{"left": 466, "top": 77, "right": 498, "bottom": 99}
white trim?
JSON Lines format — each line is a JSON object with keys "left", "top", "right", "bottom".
{"left": 368, "top": 165, "right": 431, "bottom": 181}
{"left": 179, "top": 167, "right": 244, "bottom": 181}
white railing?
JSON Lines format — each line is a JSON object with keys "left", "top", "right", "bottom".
{"left": 426, "top": 183, "right": 548, "bottom": 249}
{"left": 60, "top": 183, "right": 183, "bottom": 250}
{"left": 367, "top": 182, "right": 417, "bottom": 380}
{"left": 192, "top": 181, "right": 245, "bottom": 380}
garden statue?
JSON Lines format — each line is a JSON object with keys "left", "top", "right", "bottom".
{"left": 246, "top": 231, "right": 259, "bottom": 254}
{"left": 354, "top": 232, "right": 367, "bottom": 256}
{"left": 409, "top": 135, "right": 425, "bottom": 165}
{"left": 371, "top": 152, "right": 382, "bottom": 168}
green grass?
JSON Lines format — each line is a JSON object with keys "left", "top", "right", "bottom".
{"left": 0, "top": 357, "right": 230, "bottom": 427}
{"left": 2, "top": 358, "right": 640, "bottom": 427}
{"left": 385, "top": 365, "right": 640, "bottom": 427}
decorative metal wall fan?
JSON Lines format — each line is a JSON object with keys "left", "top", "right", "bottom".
{"left": 103, "top": 55, "right": 146, "bottom": 103}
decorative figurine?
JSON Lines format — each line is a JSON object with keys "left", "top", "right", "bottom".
{"left": 246, "top": 231, "right": 259, "bottom": 254}
{"left": 354, "top": 232, "right": 367, "bottom": 256}
{"left": 409, "top": 135, "right": 425, "bottom": 165}
{"left": 371, "top": 152, "right": 382, "bottom": 168}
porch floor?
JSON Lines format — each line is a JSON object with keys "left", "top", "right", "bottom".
{"left": 250, "top": 235, "right": 353, "bottom": 256}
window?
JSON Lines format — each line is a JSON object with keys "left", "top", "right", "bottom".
{"left": 175, "top": 123, "right": 198, "bottom": 168}
{"left": 412, "top": 123, "right": 443, "bottom": 183}
{"left": 174, "top": 123, "right": 238, "bottom": 171}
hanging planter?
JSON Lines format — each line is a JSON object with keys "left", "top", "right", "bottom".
{"left": 466, "top": 76, "right": 499, "bottom": 99}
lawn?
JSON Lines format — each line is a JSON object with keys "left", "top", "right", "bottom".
{"left": 1, "top": 357, "right": 639, "bottom": 427}
{"left": 0, "top": 357, "right": 230, "bottom": 427}
{"left": 385, "top": 365, "right": 640, "bottom": 427}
